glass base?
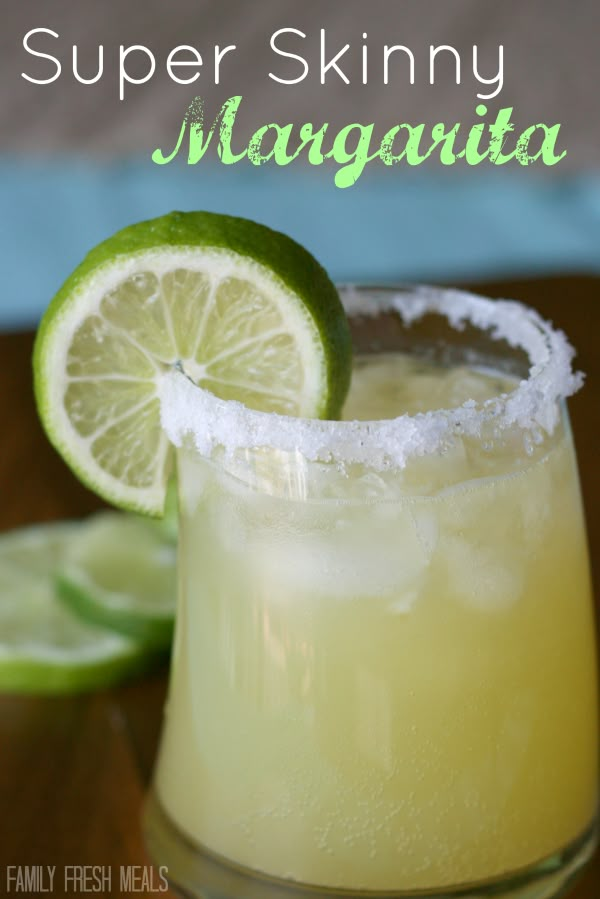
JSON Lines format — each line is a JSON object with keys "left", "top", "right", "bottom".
{"left": 143, "top": 790, "right": 597, "bottom": 899}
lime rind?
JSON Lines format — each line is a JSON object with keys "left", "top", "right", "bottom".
{"left": 56, "top": 573, "right": 174, "bottom": 649}
{"left": 0, "top": 648, "right": 162, "bottom": 694}
{"left": 159, "top": 478, "right": 179, "bottom": 544}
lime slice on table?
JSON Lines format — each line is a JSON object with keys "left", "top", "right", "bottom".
{"left": 0, "top": 521, "right": 163, "bottom": 693}
{"left": 56, "top": 511, "right": 176, "bottom": 649}
{"left": 34, "top": 211, "right": 352, "bottom": 515}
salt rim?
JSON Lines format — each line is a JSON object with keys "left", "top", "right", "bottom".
{"left": 159, "top": 285, "right": 583, "bottom": 469}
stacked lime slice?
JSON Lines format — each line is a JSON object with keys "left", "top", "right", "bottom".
{"left": 0, "top": 211, "right": 351, "bottom": 692}
{"left": 0, "top": 519, "right": 166, "bottom": 692}
{"left": 57, "top": 511, "right": 177, "bottom": 648}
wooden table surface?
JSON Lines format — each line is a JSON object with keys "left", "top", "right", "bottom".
{"left": 0, "top": 276, "right": 598, "bottom": 898}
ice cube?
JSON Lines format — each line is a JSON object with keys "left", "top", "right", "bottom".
{"left": 440, "top": 535, "right": 523, "bottom": 611}
{"left": 252, "top": 511, "right": 435, "bottom": 603}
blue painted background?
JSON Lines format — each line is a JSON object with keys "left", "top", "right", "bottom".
{"left": 2, "top": 158, "right": 600, "bottom": 330}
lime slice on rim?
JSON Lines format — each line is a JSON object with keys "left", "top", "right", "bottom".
{"left": 56, "top": 511, "right": 176, "bottom": 649}
{"left": 0, "top": 521, "right": 162, "bottom": 693}
{"left": 34, "top": 211, "right": 351, "bottom": 514}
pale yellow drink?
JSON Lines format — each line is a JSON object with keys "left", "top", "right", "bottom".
{"left": 154, "top": 352, "right": 598, "bottom": 892}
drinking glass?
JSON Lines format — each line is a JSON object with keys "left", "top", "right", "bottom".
{"left": 144, "top": 286, "right": 598, "bottom": 899}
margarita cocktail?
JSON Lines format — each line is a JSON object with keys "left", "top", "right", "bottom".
{"left": 30, "top": 209, "right": 597, "bottom": 896}
{"left": 146, "top": 287, "right": 598, "bottom": 897}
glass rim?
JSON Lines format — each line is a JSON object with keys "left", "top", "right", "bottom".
{"left": 159, "top": 284, "right": 583, "bottom": 469}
